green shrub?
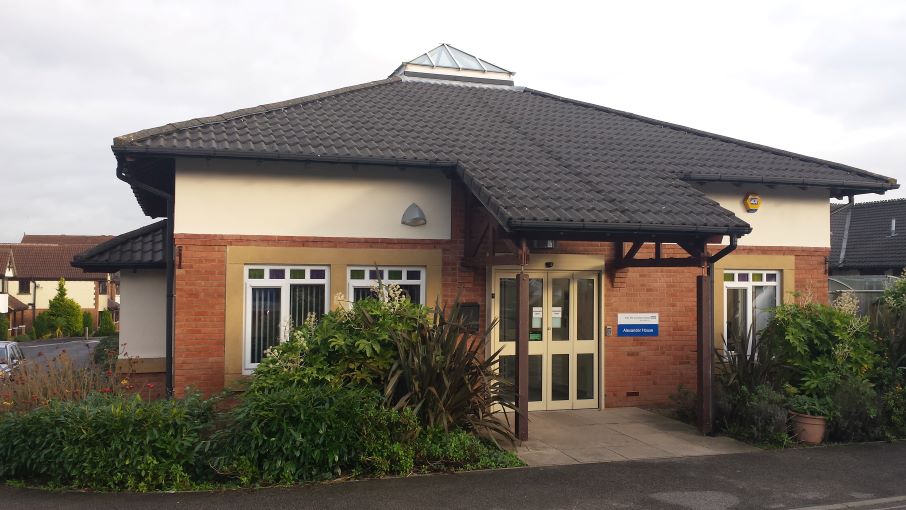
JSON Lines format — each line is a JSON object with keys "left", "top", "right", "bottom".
{"left": 763, "top": 302, "right": 881, "bottom": 398}
{"left": 828, "top": 376, "right": 883, "bottom": 442}
{"left": 0, "top": 393, "right": 213, "bottom": 491}
{"left": 716, "top": 384, "right": 789, "bottom": 446}
{"left": 669, "top": 384, "right": 698, "bottom": 424}
{"left": 31, "top": 312, "right": 50, "bottom": 339}
{"left": 93, "top": 335, "right": 120, "bottom": 367}
{"left": 43, "top": 278, "right": 83, "bottom": 337}
{"left": 386, "top": 300, "right": 516, "bottom": 441}
{"left": 413, "top": 428, "right": 523, "bottom": 472}
{"left": 883, "top": 383, "right": 906, "bottom": 438}
{"left": 251, "top": 289, "right": 429, "bottom": 392}
{"left": 82, "top": 312, "right": 93, "bottom": 334}
{"left": 0, "top": 314, "right": 8, "bottom": 341}
{"left": 97, "top": 310, "right": 116, "bottom": 337}
{"left": 207, "top": 385, "right": 418, "bottom": 484}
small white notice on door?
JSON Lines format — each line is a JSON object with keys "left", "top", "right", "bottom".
{"left": 551, "top": 307, "right": 562, "bottom": 328}
{"left": 532, "top": 306, "right": 542, "bottom": 328}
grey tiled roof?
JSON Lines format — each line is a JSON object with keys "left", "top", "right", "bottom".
{"left": 72, "top": 220, "right": 166, "bottom": 272}
{"left": 831, "top": 199, "right": 906, "bottom": 270}
{"left": 113, "top": 77, "right": 896, "bottom": 236}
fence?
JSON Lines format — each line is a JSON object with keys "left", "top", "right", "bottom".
{"left": 829, "top": 275, "right": 899, "bottom": 316}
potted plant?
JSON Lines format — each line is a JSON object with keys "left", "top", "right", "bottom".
{"left": 788, "top": 394, "right": 833, "bottom": 445}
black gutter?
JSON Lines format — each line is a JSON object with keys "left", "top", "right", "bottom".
{"left": 679, "top": 173, "right": 898, "bottom": 192}
{"left": 509, "top": 219, "right": 752, "bottom": 237}
{"left": 115, "top": 162, "right": 175, "bottom": 398}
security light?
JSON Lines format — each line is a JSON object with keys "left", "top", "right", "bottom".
{"left": 401, "top": 203, "right": 427, "bottom": 226}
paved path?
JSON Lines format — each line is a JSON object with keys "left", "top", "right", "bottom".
{"left": 516, "top": 407, "right": 756, "bottom": 465}
{"left": 18, "top": 338, "right": 100, "bottom": 370}
{"left": 1, "top": 441, "right": 904, "bottom": 509}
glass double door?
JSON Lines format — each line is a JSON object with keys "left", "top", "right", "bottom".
{"left": 494, "top": 271, "right": 599, "bottom": 410}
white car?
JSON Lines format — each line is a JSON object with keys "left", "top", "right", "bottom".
{"left": 0, "top": 341, "right": 25, "bottom": 376}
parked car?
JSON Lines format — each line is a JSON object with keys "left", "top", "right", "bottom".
{"left": 0, "top": 341, "right": 26, "bottom": 377}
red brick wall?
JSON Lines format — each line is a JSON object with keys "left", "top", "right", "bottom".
{"left": 171, "top": 182, "right": 829, "bottom": 406}
{"left": 172, "top": 182, "right": 486, "bottom": 396}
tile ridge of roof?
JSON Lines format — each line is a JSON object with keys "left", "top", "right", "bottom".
{"left": 73, "top": 219, "right": 167, "bottom": 263}
{"left": 113, "top": 77, "right": 403, "bottom": 147}
{"left": 521, "top": 87, "right": 896, "bottom": 187}
{"left": 850, "top": 197, "right": 906, "bottom": 207}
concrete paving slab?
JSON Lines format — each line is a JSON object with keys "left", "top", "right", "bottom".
{"left": 515, "top": 407, "right": 755, "bottom": 465}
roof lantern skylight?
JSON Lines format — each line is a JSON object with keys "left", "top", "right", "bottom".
{"left": 391, "top": 44, "right": 515, "bottom": 85}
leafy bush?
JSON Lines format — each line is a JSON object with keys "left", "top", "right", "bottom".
{"left": 763, "top": 302, "right": 881, "bottom": 397}
{"left": 251, "top": 288, "right": 429, "bottom": 392}
{"left": 97, "top": 310, "right": 117, "bottom": 337}
{"left": 0, "top": 393, "right": 213, "bottom": 491}
{"left": 82, "top": 312, "right": 93, "bottom": 335}
{"left": 43, "top": 278, "right": 83, "bottom": 337}
{"left": 669, "top": 384, "right": 698, "bottom": 424}
{"left": 413, "top": 428, "right": 523, "bottom": 472}
{"left": 93, "top": 335, "right": 120, "bottom": 368}
{"left": 715, "top": 384, "right": 789, "bottom": 446}
{"left": 207, "top": 385, "right": 418, "bottom": 484}
{"left": 787, "top": 392, "right": 834, "bottom": 417}
{"left": 883, "top": 383, "right": 906, "bottom": 438}
{"left": 828, "top": 376, "right": 883, "bottom": 442}
{"left": 0, "top": 314, "right": 8, "bottom": 341}
{"left": 386, "top": 301, "right": 516, "bottom": 441}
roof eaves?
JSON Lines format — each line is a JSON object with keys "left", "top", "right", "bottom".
{"left": 112, "top": 77, "right": 403, "bottom": 147}
{"left": 679, "top": 173, "right": 899, "bottom": 191}
{"left": 507, "top": 219, "right": 753, "bottom": 237}
{"left": 521, "top": 88, "right": 898, "bottom": 189}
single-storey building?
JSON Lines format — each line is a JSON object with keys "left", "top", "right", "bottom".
{"left": 73, "top": 45, "right": 896, "bottom": 436}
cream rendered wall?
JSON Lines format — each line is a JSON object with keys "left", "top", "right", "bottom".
{"left": 174, "top": 159, "right": 452, "bottom": 239}
{"left": 118, "top": 270, "right": 166, "bottom": 359}
{"left": 17, "top": 280, "right": 97, "bottom": 309}
{"left": 697, "top": 183, "right": 831, "bottom": 247}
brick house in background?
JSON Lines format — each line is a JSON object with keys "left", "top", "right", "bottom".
{"left": 73, "top": 45, "right": 896, "bottom": 437}
{"left": 1, "top": 234, "right": 118, "bottom": 337}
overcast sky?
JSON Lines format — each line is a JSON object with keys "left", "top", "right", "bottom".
{"left": 1, "top": 0, "right": 904, "bottom": 242}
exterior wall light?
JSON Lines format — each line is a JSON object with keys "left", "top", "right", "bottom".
{"left": 401, "top": 203, "right": 427, "bottom": 226}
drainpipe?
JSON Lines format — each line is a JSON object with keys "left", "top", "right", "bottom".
{"left": 116, "top": 162, "right": 175, "bottom": 397}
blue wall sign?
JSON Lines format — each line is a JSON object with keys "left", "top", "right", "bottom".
{"left": 617, "top": 313, "right": 659, "bottom": 337}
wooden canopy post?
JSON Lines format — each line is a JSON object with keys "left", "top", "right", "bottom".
{"left": 696, "top": 271, "right": 714, "bottom": 435}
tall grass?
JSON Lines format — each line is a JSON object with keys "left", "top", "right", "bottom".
{"left": 0, "top": 342, "right": 146, "bottom": 413}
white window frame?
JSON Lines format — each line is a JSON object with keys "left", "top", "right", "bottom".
{"left": 243, "top": 265, "right": 330, "bottom": 373}
{"left": 722, "top": 270, "right": 781, "bottom": 356}
{"left": 347, "top": 266, "right": 426, "bottom": 305}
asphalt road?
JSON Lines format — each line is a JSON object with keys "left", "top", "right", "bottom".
{"left": 1, "top": 441, "right": 905, "bottom": 509}
{"left": 17, "top": 338, "right": 100, "bottom": 370}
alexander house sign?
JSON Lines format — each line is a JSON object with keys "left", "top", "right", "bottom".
{"left": 617, "top": 313, "right": 660, "bottom": 337}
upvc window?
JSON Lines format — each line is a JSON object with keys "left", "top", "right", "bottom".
{"left": 347, "top": 266, "right": 425, "bottom": 305}
{"left": 723, "top": 270, "right": 781, "bottom": 355}
{"left": 244, "top": 265, "right": 329, "bottom": 372}
{"left": 17, "top": 279, "right": 29, "bottom": 295}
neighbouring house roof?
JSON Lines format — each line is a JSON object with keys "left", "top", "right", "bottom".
{"left": 72, "top": 220, "right": 166, "bottom": 273}
{"left": 6, "top": 295, "right": 28, "bottom": 311}
{"left": 1, "top": 250, "right": 13, "bottom": 276}
{"left": 0, "top": 243, "right": 108, "bottom": 280}
{"left": 831, "top": 199, "right": 906, "bottom": 271}
{"left": 112, "top": 59, "right": 897, "bottom": 238}
{"left": 20, "top": 234, "right": 114, "bottom": 245}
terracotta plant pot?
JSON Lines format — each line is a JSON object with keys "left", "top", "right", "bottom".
{"left": 789, "top": 411, "right": 827, "bottom": 445}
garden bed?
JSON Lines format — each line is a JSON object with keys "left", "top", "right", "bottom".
{"left": 0, "top": 284, "right": 522, "bottom": 491}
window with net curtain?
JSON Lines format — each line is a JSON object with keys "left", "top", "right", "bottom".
{"left": 244, "top": 266, "right": 329, "bottom": 370}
